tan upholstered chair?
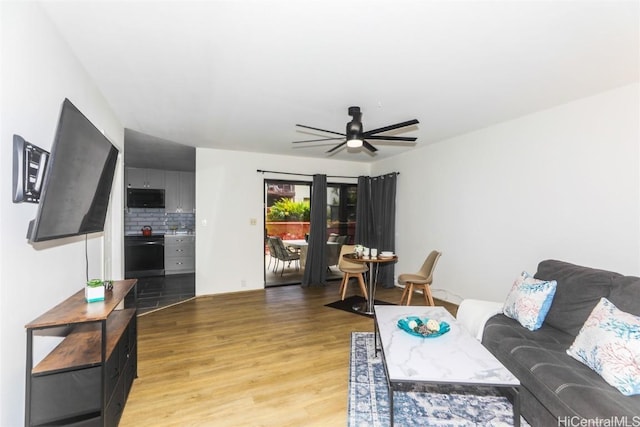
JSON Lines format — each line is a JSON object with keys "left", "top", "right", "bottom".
{"left": 338, "top": 244, "right": 369, "bottom": 300}
{"left": 399, "top": 251, "right": 442, "bottom": 305}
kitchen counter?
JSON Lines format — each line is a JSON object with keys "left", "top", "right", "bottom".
{"left": 125, "top": 231, "right": 195, "bottom": 237}
{"left": 165, "top": 231, "right": 195, "bottom": 236}
{"left": 125, "top": 234, "right": 165, "bottom": 239}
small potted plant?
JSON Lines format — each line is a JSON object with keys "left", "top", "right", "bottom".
{"left": 85, "top": 279, "right": 105, "bottom": 303}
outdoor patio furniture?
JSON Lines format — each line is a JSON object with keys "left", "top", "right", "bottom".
{"left": 270, "top": 236, "right": 301, "bottom": 276}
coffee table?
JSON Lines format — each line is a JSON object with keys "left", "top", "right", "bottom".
{"left": 374, "top": 305, "right": 521, "bottom": 426}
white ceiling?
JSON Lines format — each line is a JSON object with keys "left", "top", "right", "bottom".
{"left": 124, "top": 129, "right": 196, "bottom": 171}
{"left": 41, "top": 0, "right": 639, "bottom": 163}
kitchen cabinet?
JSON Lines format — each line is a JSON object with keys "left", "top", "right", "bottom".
{"left": 165, "top": 171, "right": 195, "bottom": 213}
{"left": 165, "top": 235, "right": 195, "bottom": 274}
{"left": 25, "top": 280, "right": 137, "bottom": 426}
{"left": 126, "top": 167, "right": 165, "bottom": 189}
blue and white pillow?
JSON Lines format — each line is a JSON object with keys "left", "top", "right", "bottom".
{"left": 567, "top": 298, "right": 640, "bottom": 396}
{"left": 503, "top": 271, "right": 557, "bottom": 331}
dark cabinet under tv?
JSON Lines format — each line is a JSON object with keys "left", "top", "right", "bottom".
{"left": 25, "top": 280, "right": 138, "bottom": 426}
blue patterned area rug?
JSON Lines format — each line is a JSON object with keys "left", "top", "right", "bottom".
{"left": 348, "top": 332, "right": 530, "bottom": 427}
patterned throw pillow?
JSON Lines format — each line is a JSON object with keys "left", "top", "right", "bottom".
{"left": 567, "top": 298, "right": 640, "bottom": 396}
{"left": 503, "top": 271, "right": 557, "bottom": 331}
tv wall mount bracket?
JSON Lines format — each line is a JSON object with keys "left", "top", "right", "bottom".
{"left": 12, "top": 134, "right": 49, "bottom": 203}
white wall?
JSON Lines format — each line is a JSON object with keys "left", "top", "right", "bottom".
{"left": 195, "top": 149, "right": 369, "bottom": 295}
{"left": 372, "top": 84, "right": 640, "bottom": 304}
{"left": 0, "top": 3, "right": 124, "bottom": 425}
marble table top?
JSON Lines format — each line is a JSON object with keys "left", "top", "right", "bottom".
{"left": 374, "top": 305, "right": 519, "bottom": 387}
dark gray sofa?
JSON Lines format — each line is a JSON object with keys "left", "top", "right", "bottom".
{"left": 482, "top": 260, "right": 640, "bottom": 426}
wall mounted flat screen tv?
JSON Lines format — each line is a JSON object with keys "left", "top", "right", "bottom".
{"left": 27, "top": 99, "right": 119, "bottom": 243}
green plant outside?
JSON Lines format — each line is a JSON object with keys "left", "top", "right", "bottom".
{"left": 267, "top": 198, "right": 310, "bottom": 221}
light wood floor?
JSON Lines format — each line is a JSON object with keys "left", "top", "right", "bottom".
{"left": 120, "top": 282, "right": 457, "bottom": 427}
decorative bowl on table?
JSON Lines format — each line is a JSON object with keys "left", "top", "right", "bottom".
{"left": 379, "top": 251, "right": 395, "bottom": 259}
{"left": 397, "top": 316, "right": 450, "bottom": 338}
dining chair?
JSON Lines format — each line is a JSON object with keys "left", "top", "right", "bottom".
{"left": 271, "top": 236, "right": 300, "bottom": 276}
{"left": 266, "top": 236, "right": 278, "bottom": 271}
{"left": 399, "top": 250, "right": 442, "bottom": 306}
{"left": 326, "top": 235, "right": 349, "bottom": 268}
{"left": 326, "top": 235, "right": 345, "bottom": 268}
{"left": 338, "top": 244, "right": 369, "bottom": 300}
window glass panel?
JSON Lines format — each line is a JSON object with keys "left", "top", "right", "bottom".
{"left": 327, "top": 183, "right": 357, "bottom": 244}
{"left": 265, "top": 179, "right": 310, "bottom": 240}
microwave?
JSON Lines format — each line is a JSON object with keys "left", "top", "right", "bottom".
{"left": 127, "top": 188, "right": 165, "bottom": 208}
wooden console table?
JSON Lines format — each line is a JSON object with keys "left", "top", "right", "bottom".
{"left": 25, "top": 279, "right": 138, "bottom": 426}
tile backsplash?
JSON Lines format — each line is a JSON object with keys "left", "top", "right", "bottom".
{"left": 124, "top": 208, "right": 195, "bottom": 235}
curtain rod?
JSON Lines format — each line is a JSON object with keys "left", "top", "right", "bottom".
{"left": 256, "top": 169, "right": 399, "bottom": 179}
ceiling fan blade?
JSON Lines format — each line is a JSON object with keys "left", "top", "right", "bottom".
{"left": 362, "top": 140, "right": 378, "bottom": 152}
{"left": 296, "top": 124, "right": 345, "bottom": 137}
{"left": 292, "top": 142, "right": 344, "bottom": 150}
{"left": 326, "top": 141, "right": 347, "bottom": 153}
{"left": 364, "top": 119, "right": 419, "bottom": 136}
{"left": 292, "top": 137, "right": 346, "bottom": 143}
{"left": 365, "top": 135, "right": 417, "bottom": 142}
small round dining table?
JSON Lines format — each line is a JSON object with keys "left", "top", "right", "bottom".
{"left": 343, "top": 253, "right": 398, "bottom": 315}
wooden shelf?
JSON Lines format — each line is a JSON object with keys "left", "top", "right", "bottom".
{"left": 32, "top": 308, "right": 135, "bottom": 375}
{"left": 25, "top": 278, "right": 138, "bottom": 426}
{"left": 26, "top": 279, "right": 136, "bottom": 329}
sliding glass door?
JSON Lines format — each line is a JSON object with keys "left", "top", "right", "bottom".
{"left": 264, "top": 179, "right": 357, "bottom": 287}
{"left": 264, "top": 179, "right": 310, "bottom": 286}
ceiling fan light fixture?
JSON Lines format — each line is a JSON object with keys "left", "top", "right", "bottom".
{"left": 346, "top": 136, "right": 363, "bottom": 148}
{"left": 294, "top": 106, "right": 419, "bottom": 154}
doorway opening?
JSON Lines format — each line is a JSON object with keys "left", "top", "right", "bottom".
{"left": 123, "top": 129, "right": 196, "bottom": 313}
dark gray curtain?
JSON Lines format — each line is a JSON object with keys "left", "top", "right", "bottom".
{"left": 355, "top": 173, "right": 397, "bottom": 288}
{"left": 355, "top": 176, "right": 373, "bottom": 246}
{"left": 372, "top": 173, "right": 397, "bottom": 287}
{"left": 302, "top": 174, "right": 327, "bottom": 287}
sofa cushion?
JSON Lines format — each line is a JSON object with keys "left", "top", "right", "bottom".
{"left": 567, "top": 298, "right": 640, "bottom": 396}
{"left": 534, "top": 260, "right": 619, "bottom": 336}
{"left": 504, "top": 337, "right": 640, "bottom": 418}
{"left": 609, "top": 276, "right": 640, "bottom": 316}
{"left": 483, "top": 313, "right": 574, "bottom": 352}
{"left": 503, "top": 272, "right": 557, "bottom": 331}
{"left": 484, "top": 315, "right": 640, "bottom": 418}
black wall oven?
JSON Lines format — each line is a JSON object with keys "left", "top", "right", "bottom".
{"left": 125, "top": 235, "right": 165, "bottom": 278}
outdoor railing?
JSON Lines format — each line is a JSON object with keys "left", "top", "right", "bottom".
{"left": 265, "top": 221, "right": 355, "bottom": 241}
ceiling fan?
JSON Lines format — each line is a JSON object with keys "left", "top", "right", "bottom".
{"left": 293, "top": 106, "right": 419, "bottom": 153}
